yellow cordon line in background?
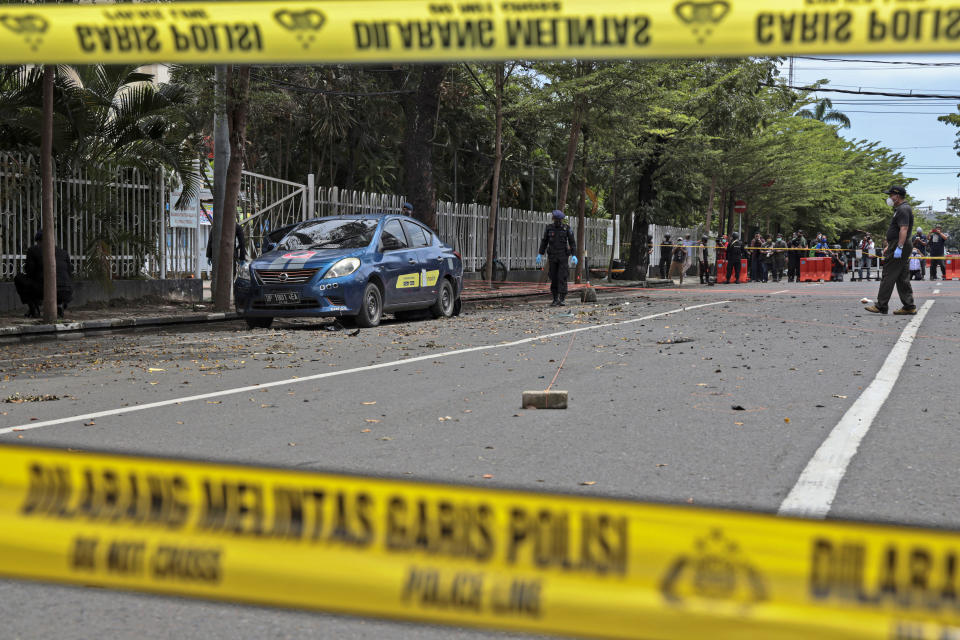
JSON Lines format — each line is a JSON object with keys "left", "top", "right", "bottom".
{"left": 0, "top": 0, "right": 960, "bottom": 64}
{"left": 3, "top": 444, "right": 960, "bottom": 639}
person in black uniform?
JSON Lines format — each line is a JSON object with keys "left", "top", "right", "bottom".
{"left": 206, "top": 223, "right": 248, "bottom": 276}
{"left": 865, "top": 186, "right": 917, "bottom": 315}
{"left": 928, "top": 225, "right": 950, "bottom": 280}
{"left": 725, "top": 232, "right": 743, "bottom": 284}
{"left": 658, "top": 233, "right": 672, "bottom": 279}
{"left": 698, "top": 235, "right": 710, "bottom": 284}
{"left": 537, "top": 209, "right": 578, "bottom": 306}
{"left": 14, "top": 230, "right": 73, "bottom": 318}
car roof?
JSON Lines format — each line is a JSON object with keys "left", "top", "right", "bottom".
{"left": 299, "top": 213, "right": 422, "bottom": 224}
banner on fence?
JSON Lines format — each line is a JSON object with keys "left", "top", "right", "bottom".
{"left": 3, "top": 443, "right": 960, "bottom": 640}
{"left": 1, "top": 1, "right": 960, "bottom": 64}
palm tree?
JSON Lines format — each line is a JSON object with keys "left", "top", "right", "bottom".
{"left": 0, "top": 64, "right": 201, "bottom": 280}
{"left": 796, "top": 97, "right": 851, "bottom": 129}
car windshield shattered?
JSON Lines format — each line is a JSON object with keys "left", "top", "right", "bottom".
{"left": 279, "top": 219, "right": 378, "bottom": 250}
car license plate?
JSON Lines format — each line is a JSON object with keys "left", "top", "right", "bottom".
{"left": 264, "top": 292, "right": 300, "bottom": 304}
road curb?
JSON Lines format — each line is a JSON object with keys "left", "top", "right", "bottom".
{"left": 0, "top": 312, "right": 240, "bottom": 343}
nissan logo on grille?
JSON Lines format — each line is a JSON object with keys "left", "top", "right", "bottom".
{"left": 279, "top": 272, "right": 289, "bottom": 282}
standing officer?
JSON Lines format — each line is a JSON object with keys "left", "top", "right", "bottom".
{"left": 537, "top": 209, "right": 578, "bottom": 306}
{"left": 928, "top": 225, "right": 950, "bottom": 280}
{"left": 772, "top": 233, "right": 787, "bottom": 282}
{"left": 725, "top": 232, "right": 744, "bottom": 284}
{"left": 865, "top": 186, "right": 917, "bottom": 315}
{"left": 698, "top": 235, "right": 710, "bottom": 284}
{"left": 658, "top": 233, "right": 672, "bottom": 279}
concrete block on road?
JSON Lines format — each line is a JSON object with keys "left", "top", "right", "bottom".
{"left": 522, "top": 390, "right": 568, "bottom": 410}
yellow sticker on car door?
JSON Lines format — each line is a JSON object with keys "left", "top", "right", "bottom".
{"left": 396, "top": 273, "right": 420, "bottom": 288}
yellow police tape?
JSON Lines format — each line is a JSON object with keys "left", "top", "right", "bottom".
{"left": 1, "top": 0, "right": 960, "bottom": 64}
{"left": 2, "top": 443, "right": 960, "bottom": 639}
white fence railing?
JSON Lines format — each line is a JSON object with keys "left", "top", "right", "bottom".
{"left": 0, "top": 152, "right": 165, "bottom": 280}
{"left": 310, "top": 186, "right": 614, "bottom": 273}
{"left": 1, "top": 155, "right": 616, "bottom": 281}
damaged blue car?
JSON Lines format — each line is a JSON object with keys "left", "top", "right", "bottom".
{"left": 234, "top": 214, "right": 463, "bottom": 329}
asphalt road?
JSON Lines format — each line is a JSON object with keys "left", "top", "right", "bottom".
{"left": 0, "top": 279, "right": 957, "bottom": 639}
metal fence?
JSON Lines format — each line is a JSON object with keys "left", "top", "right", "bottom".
{"left": 0, "top": 152, "right": 165, "bottom": 280}
{"left": 1, "top": 155, "right": 615, "bottom": 281}
{"left": 310, "top": 186, "right": 614, "bottom": 273}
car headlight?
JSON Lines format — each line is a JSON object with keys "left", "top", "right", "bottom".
{"left": 236, "top": 261, "right": 253, "bottom": 282}
{"left": 324, "top": 257, "right": 360, "bottom": 279}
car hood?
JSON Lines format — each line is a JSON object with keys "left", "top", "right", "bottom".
{"left": 251, "top": 247, "right": 364, "bottom": 271}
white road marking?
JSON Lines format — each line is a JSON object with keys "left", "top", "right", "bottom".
{"left": 0, "top": 301, "right": 729, "bottom": 435}
{"left": 770, "top": 289, "right": 789, "bottom": 295}
{"left": 778, "top": 299, "right": 935, "bottom": 519}
{"left": 934, "top": 289, "right": 941, "bottom": 295}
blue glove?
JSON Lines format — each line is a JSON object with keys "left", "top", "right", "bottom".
{"left": 893, "top": 246, "right": 903, "bottom": 259}
{"left": 570, "top": 256, "right": 578, "bottom": 266}
{"left": 535, "top": 254, "right": 543, "bottom": 268}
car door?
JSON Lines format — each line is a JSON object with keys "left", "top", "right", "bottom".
{"left": 401, "top": 220, "right": 439, "bottom": 304}
{"left": 378, "top": 218, "right": 422, "bottom": 307}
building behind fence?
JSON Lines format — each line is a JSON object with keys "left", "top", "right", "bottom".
{"left": 1, "top": 157, "right": 616, "bottom": 280}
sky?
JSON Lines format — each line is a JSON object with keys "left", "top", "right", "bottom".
{"left": 784, "top": 54, "right": 960, "bottom": 211}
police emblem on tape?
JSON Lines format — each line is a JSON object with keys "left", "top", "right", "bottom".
{"left": 673, "top": 1, "right": 730, "bottom": 44}
{"left": 660, "top": 528, "right": 767, "bottom": 608}
{"left": 0, "top": 13, "right": 48, "bottom": 51}
{"left": 273, "top": 9, "right": 325, "bottom": 50}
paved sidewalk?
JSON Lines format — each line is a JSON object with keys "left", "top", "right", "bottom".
{"left": 0, "top": 277, "right": 687, "bottom": 341}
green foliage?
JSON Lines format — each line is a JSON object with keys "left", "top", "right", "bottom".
{"left": 0, "top": 64, "right": 201, "bottom": 282}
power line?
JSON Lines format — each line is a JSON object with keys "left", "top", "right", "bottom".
{"left": 771, "top": 82, "right": 960, "bottom": 99}
{"left": 794, "top": 56, "right": 960, "bottom": 67}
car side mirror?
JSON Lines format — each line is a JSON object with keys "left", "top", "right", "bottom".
{"left": 263, "top": 242, "right": 277, "bottom": 253}
{"left": 381, "top": 238, "right": 400, "bottom": 251}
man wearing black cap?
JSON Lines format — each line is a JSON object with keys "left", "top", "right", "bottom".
{"left": 865, "top": 186, "right": 917, "bottom": 315}
{"left": 537, "top": 209, "right": 578, "bottom": 306}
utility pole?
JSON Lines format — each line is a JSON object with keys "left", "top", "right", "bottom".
{"left": 211, "top": 65, "right": 230, "bottom": 301}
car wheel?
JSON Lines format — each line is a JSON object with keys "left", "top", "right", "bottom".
{"left": 430, "top": 280, "right": 455, "bottom": 319}
{"left": 356, "top": 282, "right": 382, "bottom": 328}
{"left": 245, "top": 317, "right": 274, "bottom": 329}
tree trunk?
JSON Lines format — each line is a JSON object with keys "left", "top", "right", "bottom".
{"left": 40, "top": 65, "right": 56, "bottom": 323}
{"left": 626, "top": 154, "right": 660, "bottom": 280}
{"left": 211, "top": 64, "right": 230, "bottom": 301}
{"left": 705, "top": 175, "right": 716, "bottom": 237}
{"left": 575, "top": 173, "right": 586, "bottom": 282}
{"left": 557, "top": 97, "right": 584, "bottom": 213}
{"left": 400, "top": 65, "right": 447, "bottom": 230}
{"left": 213, "top": 65, "right": 251, "bottom": 312}
{"left": 574, "top": 127, "right": 587, "bottom": 282}
{"left": 485, "top": 64, "right": 504, "bottom": 282}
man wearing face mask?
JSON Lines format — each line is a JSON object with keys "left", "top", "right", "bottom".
{"left": 772, "top": 233, "right": 787, "bottom": 282}
{"left": 865, "top": 187, "right": 917, "bottom": 315}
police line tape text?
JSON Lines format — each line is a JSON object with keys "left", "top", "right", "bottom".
{"left": 20, "top": 460, "right": 628, "bottom": 576}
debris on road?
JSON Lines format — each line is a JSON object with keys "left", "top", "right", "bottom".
{"left": 522, "top": 389, "right": 568, "bottom": 409}
{"left": 4, "top": 393, "right": 59, "bottom": 403}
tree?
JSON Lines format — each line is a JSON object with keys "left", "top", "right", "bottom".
{"left": 396, "top": 65, "right": 447, "bottom": 230}
{"left": 40, "top": 65, "right": 55, "bottom": 323}
{"left": 796, "top": 97, "right": 851, "bottom": 129}
{"left": 0, "top": 64, "right": 201, "bottom": 281}
{"left": 213, "top": 65, "right": 251, "bottom": 312}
